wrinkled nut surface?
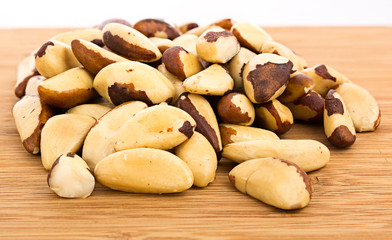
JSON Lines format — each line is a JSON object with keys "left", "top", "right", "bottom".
{"left": 38, "top": 67, "right": 97, "bottom": 109}
{"left": 175, "top": 132, "right": 217, "bottom": 187}
{"left": 243, "top": 53, "right": 293, "bottom": 103}
{"left": 285, "top": 90, "right": 325, "bottom": 123}
{"left": 217, "top": 92, "right": 255, "bottom": 126}
{"left": 48, "top": 153, "right": 95, "bottom": 198}
{"left": 66, "top": 103, "right": 112, "bottom": 120}
{"left": 51, "top": 28, "right": 104, "bottom": 46}
{"left": 278, "top": 71, "right": 314, "bottom": 103}
{"left": 335, "top": 83, "right": 381, "bottom": 132}
{"left": 40, "top": 114, "right": 96, "bottom": 170}
{"left": 324, "top": 89, "right": 356, "bottom": 147}
{"left": 227, "top": 47, "right": 256, "bottom": 92}
{"left": 182, "top": 64, "right": 234, "bottom": 96}
{"left": 157, "top": 64, "right": 186, "bottom": 103}
{"left": 219, "top": 123, "right": 279, "bottom": 147}
{"left": 255, "top": 99, "right": 294, "bottom": 135}
{"left": 196, "top": 27, "right": 240, "bottom": 63}
{"left": 176, "top": 93, "right": 222, "bottom": 158}
{"left": 35, "top": 40, "right": 81, "bottom": 78}
{"left": 12, "top": 95, "right": 54, "bottom": 154}
{"left": 222, "top": 139, "right": 330, "bottom": 172}
{"left": 94, "top": 148, "right": 193, "bottom": 193}
{"left": 162, "top": 46, "right": 203, "bottom": 80}
{"left": 15, "top": 53, "right": 39, "bottom": 98}
{"left": 231, "top": 22, "right": 273, "bottom": 52}
{"left": 133, "top": 18, "right": 180, "bottom": 40}
{"left": 229, "top": 157, "right": 312, "bottom": 210}
{"left": 149, "top": 37, "right": 175, "bottom": 54}
{"left": 24, "top": 75, "right": 45, "bottom": 96}
{"left": 82, "top": 101, "right": 148, "bottom": 170}
{"left": 93, "top": 61, "right": 175, "bottom": 105}
{"left": 114, "top": 105, "right": 196, "bottom": 151}
{"left": 102, "top": 23, "right": 162, "bottom": 62}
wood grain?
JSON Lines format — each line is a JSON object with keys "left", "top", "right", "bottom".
{"left": 1, "top": 27, "right": 392, "bottom": 239}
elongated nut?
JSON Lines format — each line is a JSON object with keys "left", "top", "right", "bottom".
{"left": 324, "top": 89, "right": 356, "bottom": 147}
{"left": 278, "top": 71, "right": 314, "bottom": 103}
{"left": 82, "top": 101, "right": 148, "bottom": 170}
{"left": 71, "top": 38, "right": 128, "bottom": 75}
{"left": 261, "top": 40, "right": 307, "bottom": 71}
{"left": 94, "top": 148, "right": 193, "bottom": 194}
{"left": 178, "top": 22, "right": 199, "bottom": 34}
{"left": 222, "top": 139, "right": 330, "bottom": 172}
{"left": 243, "top": 53, "right": 293, "bottom": 103}
{"left": 217, "top": 92, "right": 255, "bottom": 126}
{"left": 156, "top": 64, "right": 186, "bottom": 103}
{"left": 114, "top": 105, "right": 196, "bottom": 151}
{"left": 96, "top": 18, "right": 132, "bottom": 30}
{"left": 196, "top": 27, "right": 240, "bottom": 63}
{"left": 38, "top": 67, "right": 97, "bottom": 109}
{"left": 66, "top": 103, "right": 112, "bottom": 120}
{"left": 255, "top": 99, "right": 293, "bottom": 135}
{"left": 40, "top": 114, "right": 96, "bottom": 170}
{"left": 162, "top": 46, "right": 203, "bottom": 80}
{"left": 335, "top": 83, "right": 381, "bottom": 132}
{"left": 182, "top": 64, "right": 234, "bottom": 96}
{"left": 229, "top": 157, "right": 312, "bottom": 210}
{"left": 175, "top": 132, "right": 217, "bottom": 187}
{"left": 172, "top": 34, "right": 199, "bottom": 55}
{"left": 48, "top": 153, "right": 95, "bottom": 198}
{"left": 226, "top": 47, "right": 256, "bottom": 92}
{"left": 25, "top": 75, "right": 45, "bottom": 96}
{"left": 133, "top": 18, "right": 180, "bottom": 40}
{"left": 149, "top": 37, "right": 175, "bottom": 53}
{"left": 231, "top": 22, "right": 272, "bottom": 52}
{"left": 51, "top": 28, "right": 104, "bottom": 46}
{"left": 301, "top": 64, "right": 351, "bottom": 97}
{"left": 176, "top": 93, "right": 222, "bottom": 158}
{"left": 35, "top": 40, "right": 81, "bottom": 78}
{"left": 12, "top": 95, "right": 54, "bottom": 154}
{"left": 285, "top": 90, "right": 325, "bottom": 123}
{"left": 93, "top": 61, "right": 175, "bottom": 105}
{"left": 102, "top": 23, "right": 162, "bottom": 62}
{"left": 15, "top": 53, "right": 39, "bottom": 98}
{"left": 219, "top": 123, "right": 279, "bottom": 147}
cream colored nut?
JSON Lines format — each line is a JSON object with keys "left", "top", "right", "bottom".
{"left": 66, "top": 103, "right": 112, "bottom": 120}
{"left": 12, "top": 95, "right": 54, "bottom": 154}
{"left": 261, "top": 40, "right": 307, "bottom": 71}
{"left": 38, "top": 67, "right": 97, "bottom": 109}
{"left": 172, "top": 34, "right": 198, "bottom": 55}
{"left": 88, "top": 97, "right": 116, "bottom": 108}
{"left": 217, "top": 92, "right": 255, "bottom": 126}
{"left": 229, "top": 157, "right": 312, "bottom": 210}
{"left": 243, "top": 53, "right": 293, "bottom": 103}
{"left": 231, "top": 22, "right": 273, "bottom": 52}
{"left": 175, "top": 132, "right": 217, "bottom": 187}
{"left": 301, "top": 64, "right": 351, "bottom": 97}
{"left": 149, "top": 37, "right": 175, "bottom": 53}
{"left": 335, "top": 83, "right": 381, "bottom": 132}
{"left": 102, "top": 23, "right": 162, "bottom": 62}
{"left": 71, "top": 38, "right": 128, "bottom": 75}
{"left": 178, "top": 22, "right": 199, "bottom": 34}
{"left": 182, "top": 64, "right": 234, "bottom": 96}
{"left": 96, "top": 18, "right": 132, "bottom": 30}
{"left": 133, "top": 18, "right": 180, "bottom": 40}
{"left": 324, "top": 89, "right": 356, "bottom": 147}
{"left": 35, "top": 40, "right": 81, "bottom": 78}
{"left": 175, "top": 93, "right": 222, "bottom": 158}
{"left": 41, "top": 114, "right": 96, "bottom": 170}
{"left": 278, "top": 71, "right": 314, "bottom": 103}
{"left": 162, "top": 46, "right": 203, "bottom": 80}
{"left": 15, "top": 53, "right": 39, "bottom": 98}
{"left": 48, "top": 153, "right": 95, "bottom": 198}
{"left": 94, "top": 148, "right": 193, "bottom": 194}
{"left": 82, "top": 101, "right": 148, "bottom": 170}
{"left": 114, "top": 105, "right": 196, "bottom": 151}
{"left": 51, "top": 28, "right": 104, "bottom": 46}
{"left": 186, "top": 18, "right": 235, "bottom": 36}
{"left": 222, "top": 139, "right": 330, "bottom": 172}
{"left": 255, "top": 99, "right": 293, "bottom": 135}
{"left": 285, "top": 90, "right": 325, "bottom": 123}
{"left": 24, "top": 75, "right": 45, "bottom": 96}
{"left": 156, "top": 64, "right": 186, "bottom": 104}
{"left": 93, "top": 61, "right": 175, "bottom": 105}
{"left": 219, "top": 123, "right": 279, "bottom": 147}
{"left": 226, "top": 47, "right": 256, "bottom": 92}
{"left": 196, "top": 27, "right": 240, "bottom": 63}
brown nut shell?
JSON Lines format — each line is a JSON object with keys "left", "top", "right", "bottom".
{"left": 162, "top": 46, "right": 203, "bottom": 80}
{"left": 278, "top": 71, "right": 314, "bottom": 103}
{"left": 133, "top": 18, "right": 180, "bottom": 40}
{"left": 285, "top": 90, "right": 325, "bottom": 123}
{"left": 217, "top": 92, "right": 255, "bottom": 126}
{"left": 15, "top": 53, "right": 39, "bottom": 98}
{"left": 255, "top": 99, "right": 294, "bottom": 135}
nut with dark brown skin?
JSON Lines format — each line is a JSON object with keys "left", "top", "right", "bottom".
{"left": 226, "top": 47, "right": 256, "bottom": 93}
{"left": 278, "top": 71, "right": 314, "bottom": 103}
{"left": 243, "top": 53, "right": 293, "bottom": 104}
{"left": 186, "top": 18, "right": 235, "bottom": 36}
{"left": 133, "top": 18, "right": 180, "bottom": 40}
{"left": 231, "top": 22, "right": 272, "bottom": 52}
{"left": 255, "top": 99, "right": 294, "bottom": 135}
{"left": 15, "top": 53, "right": 39, "bottom": 98}
{"left": 284, "top": 90, "right": 325, "bottom": 123}
{"left": 96, "top": 18, "right": 132, "bottom": 30}
{"left": 51, "top": 28, "right": 104, "bottom": 46}
{"left": 178, "top": 22, "right": 199, "bottom": 34}
{"left": 172, "top": 34, "right": 199, "bottom": 55}
{"left": 217, "top": 92, "right": 255, "bottom": 126}
{"left": 162, "top": 46, "right": 203, "bottom": 80}
{"left": 156, "top": 64, "right": 186, "bottom": 104}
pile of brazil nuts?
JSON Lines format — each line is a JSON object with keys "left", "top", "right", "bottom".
{"left": 12, "top": 18, "right": 381, "bottom": 210}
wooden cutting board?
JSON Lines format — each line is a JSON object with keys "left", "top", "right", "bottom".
{"left": 0, "top": 27, "right": 391, "bottom": 239}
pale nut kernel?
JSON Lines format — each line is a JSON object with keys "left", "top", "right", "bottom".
{"left": 149, "top": 37, "right": 175, "bottom": 54}
{"left": 186, "top": 18, "right": 235, "bottom": 36}
{"left": 255, "top": 99, "right": 294, "bottom": 135}
{"left": 178, "top": 22, "right": 199, "bottom": 34}
{"left": 133, "top": 18, "right": 180, "bottom": 40}
{"left": 24, "top": 75, "right": 45, "bottom": 96}
{"left": 94, "top": 148, "right": 193, "bottom": 194}
{"left": 15, "top": 53, "right": 39, "bottom": 98}
{"left": 48, "top": 153, "right": 95, "bottom": 199}
{"left": 217, "top": 92, "right": 255, "bottom": 126}
{"left": 162, "top": 46, "right": 203, "bottom": 80}
{"left": 66, "top": 103, "right": 112, "bottom": 120}
{"left": 51, "top": 28, "right": 104, "bottom": 46}
{"left": 284, "top": 90, "right": 325, "bottom": 123}
{"left": 231, "top": 22, "right": 273, "bottom": 52}
{"left": 226, "top": 47, "right": 256, "bottom": 93}
{"left": 96, "top": 18, "right": 132, "bottom": 30}
{"left": 172, "top": 34, "right": 199, "bottom": 55}
{"left": 278, "top": 71, "right": 314, "bottom": 103}
{"left": 156, "top": 64, "right": 186, "bottom": 104}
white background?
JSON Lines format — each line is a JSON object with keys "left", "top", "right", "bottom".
{"left": 1, "top": 0, "right": 392, "bottom": 28}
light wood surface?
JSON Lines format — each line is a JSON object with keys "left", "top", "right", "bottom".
{"left": 1, "top": 27, "right": 392, "bottom": 239}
